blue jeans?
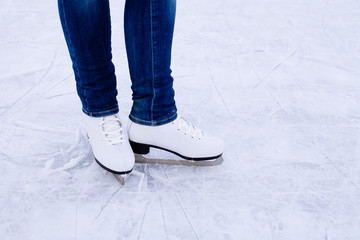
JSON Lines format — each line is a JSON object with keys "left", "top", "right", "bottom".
{"left": 58, "top": 0, "right": 177, "bottom": 126}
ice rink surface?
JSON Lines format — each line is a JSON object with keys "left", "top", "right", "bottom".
{"left": 1, "top": 0, "right": 360, "bottom": 239}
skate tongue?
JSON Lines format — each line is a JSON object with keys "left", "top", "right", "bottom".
{"left": 103, "top": 115, "right": 120, "bottom": 130}
{"left": 101, "top": 115, "right": 125, "bottom": 144}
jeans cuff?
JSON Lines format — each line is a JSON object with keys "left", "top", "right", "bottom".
{"left": 82, "top": 105, "right": 119, "bottom": 117}
{"left": 129, "top": 111, "right": 177, "bottom": 126}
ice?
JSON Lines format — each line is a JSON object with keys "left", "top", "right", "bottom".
{"left": 1, "top": 0, "right": 360, "bottom": 239}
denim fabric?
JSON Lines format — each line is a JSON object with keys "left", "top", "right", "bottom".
{"left": 58, "top": 0, "right": 177, "bottom": 126}
{"left": 58, "top": 0, "right": 118, "bottom": 117}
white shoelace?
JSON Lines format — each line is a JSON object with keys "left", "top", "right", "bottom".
{"left": 99, "top": 115, "right": 126, "bottom": 145}
{"left": 176, "top": 117, "right": 203, "bottom": 139}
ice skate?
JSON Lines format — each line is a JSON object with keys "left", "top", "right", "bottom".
{"left": 127, "top": 116, "right": 224, "bottom": 165}
{"left": 84, "top": 114, "right": 135, "bottom": 174}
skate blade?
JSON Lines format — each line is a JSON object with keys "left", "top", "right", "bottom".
{"left": 135, "top": 154, "right": 224, "bottom": 166}
{"left": 113, "top": 173, "right": 130, "bottom": 186}
{"left": 113, "top": 170, "right": 145, "bottom": 190}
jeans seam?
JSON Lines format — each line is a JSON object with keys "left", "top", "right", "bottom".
{"left": 129, "top": 111, "right": 177, "bottom": 125}
{"left": 94, "top": 1, "right": 111, "bottom": 65}
{"left": 59, "top": 0, "right": 79, "bottom": 86}
{"left": 150, "top": 0, "right": 156, "bottom": 122}
{"left": 59, "top": 0, "right": 86, "bottom": 108}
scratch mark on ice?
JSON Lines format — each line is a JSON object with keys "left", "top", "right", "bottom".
{"left": 266, "top": 88, "right": 360, "bottom": 192}
{"left": 95, "top": 186, "right": 121, "bottom": 220}
{"left": 162, "top": 166, "right": 200, "bottom": 240}
{"left": 74, "top": 202, "right": 78, "bottom": 240}
{"left": 137, "top": 201, "right": 150, "bottom": 240}
{"left": 159, "top": 195, "right": 170, "bottom": 240}
{"left": 132, "top": 170, "right": 145, "bottom": 192}
{"left": 0, "top": 51, "right": 57, "bottom": 118}
{"left": 12, "top": 120, "right": 73, "bottom": 134}
{"left": 253, "top": 45, "right": 298, "bottom": 90}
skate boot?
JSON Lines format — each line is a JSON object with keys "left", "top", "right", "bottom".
{"left": 84, "top": 114, "right": 135, "bottom": 174}
{"left": 127, "top": 116, "right": 224, "bottom": 160}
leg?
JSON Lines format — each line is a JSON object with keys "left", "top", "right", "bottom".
{"left": 124, "top": 0, "right": 177, "bottom": 126}
{"left": 58, "top": 0, "right": 134, "bottom": 174}
{"left": 124, "top": 0, "right": 224, "bottom": 160}
{"left": 58, "top": 0, "right": 118, "bottom": 117}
